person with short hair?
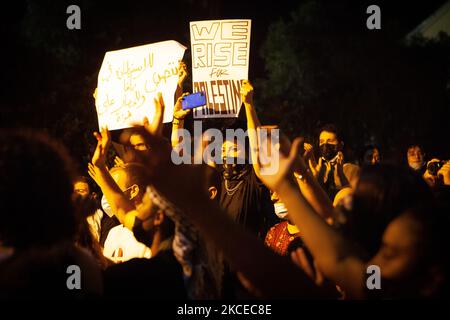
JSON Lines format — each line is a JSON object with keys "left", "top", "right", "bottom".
{"left": 406, "top": 144, "right": 426, "bottom": 174}
{"left": 88, "top": 129, "right": 152, "bottom": 263}
{"left": 359, "top": 145, "right": 381, "bottom": 167}
{"left": 0, "top": 129, "right": 102, "bottom": 297}
{"left": 309, "top": 124, "right": 360, "bottom": 199}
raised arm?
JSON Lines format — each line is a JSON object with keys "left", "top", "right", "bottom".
{"left": 241, "top": 80, "right": 334, "bottom": 219}
{"left": 175, "top": 61, "right": 188, "bottom": 102}
{"left": 241, "top": 81, "right": 263, "bottom": 179}
{"left": 242, "top": 80, "right": 261, "bottom": 129}
{"left": 292, "top": 151, "right": 335, "bottom": 220}
{"left": 255, "top": 136, "right": 366, "bottom": 298}
{"left": 119, "top": 129, "right": 328, "bottom": 299}
{"left": 180, "top": 189, "right": 325, "bottom": 298}
{"left": 171, "top": 93, "right": 191, "bottom": 149}
{"left": 88, "top": 127, "right": 135, "bottom": 225}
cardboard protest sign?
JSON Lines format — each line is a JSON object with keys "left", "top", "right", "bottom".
{"left": 190, "top": 19, "right": 251, "bottom": 119}
{"left": 95, "top": 40, "right": 186, "bottom": 130}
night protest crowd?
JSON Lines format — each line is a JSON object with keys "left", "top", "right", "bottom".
{"left": 0, "top": 62, "right": 449, "bottom": 300}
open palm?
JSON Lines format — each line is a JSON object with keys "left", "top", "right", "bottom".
{"left": 254, "top": 134, "right": 304, "bottom": 191}
{"left": 91, "top": 127, "right": 111, "bottom": 168}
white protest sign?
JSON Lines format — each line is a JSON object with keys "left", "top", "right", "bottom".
{"left": 95, "top": 40, "right": 186, "bottom": 130}
{"left": 190, "top": 19, "right": 251, "bottom": 119}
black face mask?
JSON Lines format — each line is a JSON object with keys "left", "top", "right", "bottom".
{"left": 320, "top": 143, "right": 339, "bottom": 161}
{"left": 222, "top": 163, "right": 248, "bottom": 180}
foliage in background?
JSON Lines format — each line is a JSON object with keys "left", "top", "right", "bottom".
{"left": 0, "top": 0, "right": 449, "bottom": 170}
{"left": 257, "top": 0, "right": 450, "bottom": 162}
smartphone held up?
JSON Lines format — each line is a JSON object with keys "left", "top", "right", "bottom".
{"left": 181, "top": 92, "right": 207, "bottom": 110}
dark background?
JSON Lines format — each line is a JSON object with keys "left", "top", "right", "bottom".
{"left": 0, "top": 0, "right": 449, "bottom": 171}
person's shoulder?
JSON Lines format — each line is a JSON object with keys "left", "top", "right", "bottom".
{"left": 343, "top": 162, "right": 360, "bottom": 170}
{"left": 106, "top": 223, "right": 123, "bottom": 234}
{"left": 343, "top": 162, "right": 360, "bottom": 177}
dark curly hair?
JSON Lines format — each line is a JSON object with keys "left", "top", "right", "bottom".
{"left": 0, "top": 129, "right": 77, "bottom": 249}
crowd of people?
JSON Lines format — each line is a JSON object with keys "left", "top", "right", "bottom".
{"left": 0, "top": 63, "right": 449, "bottom": 300}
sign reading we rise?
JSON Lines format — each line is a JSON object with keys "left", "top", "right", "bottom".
{"left": 190, "top": 19, "right": 251, "bottom": 119}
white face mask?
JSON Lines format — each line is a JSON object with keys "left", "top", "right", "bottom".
{"left": 101, "top": 195, "right": 115, "bottom": 218}
{"left": 409, "top": 161, "right": 424, "bottom": 171}
{"left": 274, "top": 202, "right": 288, "bottom": 219}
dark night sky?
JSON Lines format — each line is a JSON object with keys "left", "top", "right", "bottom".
{"left": 0, "top": 0, "right": 449, "bottom": 166}
{"left": 1, "top": 0, "right": 447, "bottom": 82}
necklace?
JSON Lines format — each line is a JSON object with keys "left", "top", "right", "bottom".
{"left": 224, "top": 179, "right": 244, "bottom": 196}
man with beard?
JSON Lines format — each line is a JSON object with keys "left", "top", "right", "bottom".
{"left": 309, "top": 124, "right": 360, "bottom": 200}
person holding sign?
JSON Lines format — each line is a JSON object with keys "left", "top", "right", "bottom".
{"left": 218, "top": 80, "right": 276, "bottom": 242}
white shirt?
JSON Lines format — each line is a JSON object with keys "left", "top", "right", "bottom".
{"left": 103, "top": 224, "right": 152, "bottom": 263}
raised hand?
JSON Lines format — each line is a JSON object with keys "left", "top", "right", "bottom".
{"left": 87, "top": 162, "right": 101, "bottom": 187}
{"left": 438, "top": 161, "right": 450, "bottom": 186}
{"left": 119, "top": 93, "right": 171, "bottom": 178}
{"left": 303, "top": 142, "right": 313, "bottom": 158}
{"left": 303, "top": 143, "right": 318, "bottom": 174}
{"left": 177, "top": 61, "right": 188, "bottom": 87}
{"left": 254, "top": 129, "right": 304, "bottom": 191}
{"left": 240, "top": 80, "right": 254, "bottom": 105}
{"left": 91, "top": 126, "right": 111, "bottom": 168}
{"left": 336, "top": 151, "right": 344, "bottom": 168}
{"left": 173, "top": 92, "right": 191, "bottom": 120}
{"left": 114, "top": 156, "right": 125, "bottom": 167}
{"left": 141, "top": 92, "right": 165, "bottom": 137}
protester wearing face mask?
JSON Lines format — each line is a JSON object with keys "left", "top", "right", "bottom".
{"left": 219, "top": 128, "right": 276, "bottom": 239}
{"left": 309, "top": 124, "right": 360, "bottom": 200}
{"left": 264, "top": 192, "right": 301, "bottom": 256}
{"left": 98, "top": 194, "right": 121, "bottom": 247}
{"left": 189, "top": 128, "right": 276, "bottom": 300}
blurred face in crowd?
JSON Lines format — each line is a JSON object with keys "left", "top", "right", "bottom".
{"left": 130, "top": 133, "right": 149, "bottom": 151}
{"left": 370, "top": 213, "right": 423, "bottom": 281}
{"left": 110, "top": 168, "right": 140, "bottom": 202}
{"left": 319, "top": 131, "right": 339, "bottom": 146}
{"left": 271, "top": 191, "right": 289, "bottom": 219}
{"left": 73, "top": 181, "right": 90, "bottom": 198}
{"left": 136, "top": 190, "right": 162, "bottom": 232}
{"left": 319, "top": 131, "right": 341, "bottom": 161}
{"left": 407, "top": 146, "right": 425, "bottom": 170}
{"left": 222, "top": 139, "right": 244, "bottom": 162}
{"left": 221, "top": 139, "right": 248, "bottom": 180}
{"left": 364, "top": 148, "right": 380, "bottom": 166}
{"left": 333, "top": 187, "right": 353, "bottom": 208}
